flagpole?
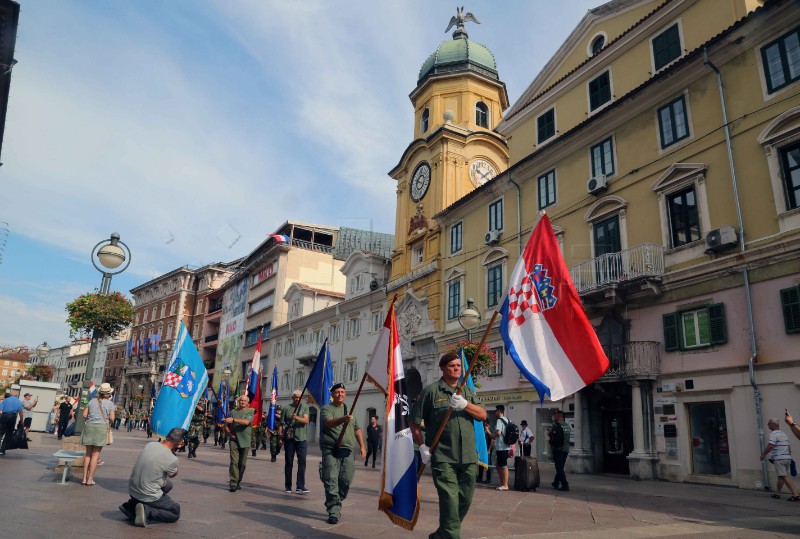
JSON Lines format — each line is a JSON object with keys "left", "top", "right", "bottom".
{"left": 417, "top": 309, "right": 499, "bottom": 479}
{"left": 333, "top": 294, "right": 398, "bottom": 451}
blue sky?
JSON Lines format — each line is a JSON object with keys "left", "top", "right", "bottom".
{"left": 0, "top": 0, "right": 601, "bottom": 348}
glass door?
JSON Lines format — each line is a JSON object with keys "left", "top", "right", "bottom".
{"left": 593, "top": 215, "right": 621, "bottom": 285}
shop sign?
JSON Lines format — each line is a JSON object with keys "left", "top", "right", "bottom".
{"left": 479, "top": 389, "right": 538, "bottom": 404}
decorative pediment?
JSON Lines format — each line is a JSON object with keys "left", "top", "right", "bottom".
{"left": 758, "top": 105, "right": 800, "bottom": 146}
{"left": 481, "top": 247, "right": 508, "bottom": 266}
{"left": 584, "top": 195, "right": 628, "bottom": 223}
{"left": 651, "top": 163, "right": 707, "bottom": 192}
{"left": 444, "top": 267, "right": 465, "bottom": 283}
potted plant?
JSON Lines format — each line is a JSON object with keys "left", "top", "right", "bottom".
{"left": 65, "top": 290, "right": 135, "bottom": 339}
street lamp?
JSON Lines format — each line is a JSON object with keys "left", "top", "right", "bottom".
{"left": 458, "top": 298, "right": 482, "bottom": 341}
{"left": 74, "top": 232, "right": 132, "bottom": 435}
{"left": 137, "top": 383, "right": 144, "bottom": 410}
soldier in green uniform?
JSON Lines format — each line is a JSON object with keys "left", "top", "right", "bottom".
{"left": 202, "top": 402, "right": 212, "bottom": 443}
{"left": 410, "top": 351, "right": 486, "bottom": 539}
{"left": 284, "top": 390, "right": 310, "bottom": 494}
{"left": 187, "top": 404, "right": 205, "bottom": 459}
{"left": 250, "top": 412, "right": 265, "bottom": 457}
{"left": 319, "top": 383, "right": 366, "bottom": 525}
{"left": 223, "top": 394, "right": 254, "bottom": 492}
{"left": 269, "top": 405, "right": 283, "bottom": 462}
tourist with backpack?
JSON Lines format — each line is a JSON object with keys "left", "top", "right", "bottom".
{"left": 548, "top": 409, "right": 571, "bottom": 491}
{"left": 493, "top": 405, "right": 519, "bottom": 491}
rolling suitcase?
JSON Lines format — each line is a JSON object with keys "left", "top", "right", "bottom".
{"left": 513, "top": 455, "right": 540, "bottom": 491}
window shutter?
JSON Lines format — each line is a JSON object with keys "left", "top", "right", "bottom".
{"left": 663, "top": 312, "right": 680, "bottom": 351}
{"left": 781, "top": 286, "right": 800, "bottom": 334}
{"left": 708, "top": 303, "right": 728, "bottom": 345}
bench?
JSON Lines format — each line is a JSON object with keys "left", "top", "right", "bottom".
{"left": 53, "top": 450, "right": 85, "bottom": 485}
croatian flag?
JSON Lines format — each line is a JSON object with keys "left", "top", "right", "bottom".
{"left": 132, "top": 339, "right": 139, "bottom": 356}
{"left": 88, "top": 381, "right": 97, "bottom": 400}
{"left": 500, "top": 214, "right": 609, "bottom": 403}
{"left": 268, "top": 234, "right": 290, "bottom": 244}
{"left": 267, "top": 365, "right": 278, "bottom": 431}
{"left": 247, "top": 331, "right": 263, "bottom": 426}
{"left": 377, "top": 303, "right": 420, "bottom": 530}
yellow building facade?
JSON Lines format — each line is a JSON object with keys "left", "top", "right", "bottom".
{"left": 431, "top": 0, "right": 800, "bottom": 488}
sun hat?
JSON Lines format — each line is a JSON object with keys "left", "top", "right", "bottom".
{"left": 98, "top": 383, "right": 114, "bottom": 395}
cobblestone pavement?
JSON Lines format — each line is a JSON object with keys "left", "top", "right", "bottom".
{"left": 3, "top": 429, "right": 800, "bottom": 538}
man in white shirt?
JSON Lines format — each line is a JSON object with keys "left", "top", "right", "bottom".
{"left": 519, "top": 420, "right": 534, "bottom": 458}
{"left": 760, "top": 418, "right": 799, "bottom": 501}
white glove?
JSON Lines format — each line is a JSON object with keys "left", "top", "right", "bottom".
{"left": 420, "top": 444, "right": 432, "bottom": 465}
{"left": 450, "top": 393, "right": 468, "bottom": 411}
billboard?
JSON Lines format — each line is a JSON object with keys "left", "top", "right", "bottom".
{"left": 214, "top": 278, "right": 248, "bottom": 391}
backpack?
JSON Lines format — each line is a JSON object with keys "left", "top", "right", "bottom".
{"left": 548, "top": 421, "right": 564, "bottom": 448}
{"left": 502, "top": 417, "right": 520, "bottom": 445}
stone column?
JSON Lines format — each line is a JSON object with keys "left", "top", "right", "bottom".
{"left": 569, "top": 388, "right": 595, "bottom": 473}
{"left": 627, "top": 380, "right": 658, "bottom": 480}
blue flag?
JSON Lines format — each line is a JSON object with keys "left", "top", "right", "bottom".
{"left": 460, "top": 347, "right": 489, "bottom": 470}
{"left": 267, "top": 365, "right": 278, "bottom": 431}
{"left": 216, "top": 380, "right": 230, "bottom": 423}
{"left": 150, "top": 322, "right": 208, "bottom": 438}
{"left": 303, "top": 339, "right": 333, "bottom": 409}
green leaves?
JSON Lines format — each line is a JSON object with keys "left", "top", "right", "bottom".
{"left": 66, "top": 289, "right": 135, "bottom": 339}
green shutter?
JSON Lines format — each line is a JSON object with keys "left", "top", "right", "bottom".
{"left": 663, "top": 312, "right": 680, "bottom": 351}
{"left": 781, "top": 286, "right": 800, "bottom": 334}
{"left": 708, "top": 303, "right": 728, "bottom": 345}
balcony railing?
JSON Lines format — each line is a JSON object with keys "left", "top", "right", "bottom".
{"left": 204, "top": 333, "right": 219, "bottom": 343}
{"left": 208, "top": 304, "right": 222, "bottom": 314}
{"left": 292, "top": 239, "right": 332, "bottom": 253}
{"left": 600, "top": 341, "right": 660, "bottom": 380}
{"left": 569, "top": 243, "right": 664, "bottom": 294}
{"left": 294, "top": 343, "right": 322, "bottom": 365}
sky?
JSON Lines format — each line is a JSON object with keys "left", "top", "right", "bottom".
{"left": 0, "top": 0, "right": 602, "bottom": 349}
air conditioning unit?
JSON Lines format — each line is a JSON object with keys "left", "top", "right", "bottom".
{"left": 705, "top": 225, "right": 738, "bottom": 252}
{"left": 485, "top": 229, "right": 502, "bottom": 245}
{"left": 587, "top": 174, "right": 608, "bottom": 195}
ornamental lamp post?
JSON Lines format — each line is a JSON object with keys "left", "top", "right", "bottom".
{"left": 457, "top": 298, "right": 482, "bottom": 341}
{"left": 74, "top": 232, "right": 132, "bottom": 436}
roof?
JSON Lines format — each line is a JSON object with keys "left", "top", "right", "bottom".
{"left": 418, "top": 35, "right": 498, "bottom": 85}
{"left": 332, "top": 227, "right": 394, "bottom": 261}
{"left": 290, "top": 282, "right": 345, "bottom": 299}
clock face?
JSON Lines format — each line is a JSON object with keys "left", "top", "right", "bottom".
{"left": 469, "top": 159, "right": 497, "bottom": 186}
{"left": 410, "top": 162, "right": 431, "bottom": 202}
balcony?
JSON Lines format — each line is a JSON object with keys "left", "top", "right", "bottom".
{"left": 569, "top": 244, "right": 664, "bottom": 303}
{"left": 598, "top": 341, "right": 660, "bottom": 381}
{"left": 294, "top": 343, "right": 321, "bottom": 366}
{"left": 204, "top": 333, "right": 219, "bottom": 343}
{"left": 292, "top": 238, "right": 332, "bottom": 254}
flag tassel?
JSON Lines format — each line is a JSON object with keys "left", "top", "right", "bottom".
{"left": 417, "top": 309, "right": 499, "bottom": 479}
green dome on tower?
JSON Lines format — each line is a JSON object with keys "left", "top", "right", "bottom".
{"left": 418, "top": 34, "right": 499, "bottom": 85}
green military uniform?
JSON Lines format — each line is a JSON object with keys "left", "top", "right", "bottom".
{"left": 283, "top": 402, "right": 310, "bottom": 441}
{"left": 411, "top": 378, "right": 481, "bottom": 539}
{"left": 269, "top": 409, "right": 283, "bottom": 462}
{"left": 319, "top": 403, "right": 361, "bottom": 520}
{"left": 228, "top": 406, "right": 254, "bottom": 490}
{"left": 188, "top": 409, "right": 203, "bottom": 458}
{"left": 251, "top": 421, "right": 264, "bottom": 456}
{"left": 202, "top": 410, "right": 212, "bottom": 443}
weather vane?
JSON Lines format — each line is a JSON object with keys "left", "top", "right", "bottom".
{"left": 445, "top": 6, "right": 481, "bottom": 38}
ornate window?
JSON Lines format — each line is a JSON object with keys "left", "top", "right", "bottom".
{"left": 476, "top": 101, "right": 489, "bottom": 128}
{"left": 420, "top": 108, "right": 429, "bottom": 134}
{"left": 652, "top": 163, "right": 710, "bottom": 262}
{"left": 758, "top": 106, "right": 800, "bottom": 232}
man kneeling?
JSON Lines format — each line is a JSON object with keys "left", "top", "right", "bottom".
{"left": 120, "top": 427, "right": 186, "bottom": 527}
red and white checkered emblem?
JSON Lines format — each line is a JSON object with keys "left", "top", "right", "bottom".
{"left": 507, "top": 274, "right": 537, "bottom": 326}
{"left": 163, "top": 371, "right": 182, "bottom": 389}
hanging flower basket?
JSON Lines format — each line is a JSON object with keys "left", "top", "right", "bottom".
{"left": 27, "top": 364, "right": 54, "bottom": 382}
{"left": 65, "top": 290, "right": 134, "bottom": 338}
{"left": 133, "top": 393, "right": 145, "bottom": 402}
{"left": 445, "top": 340, "right": 498, "bottom": 383}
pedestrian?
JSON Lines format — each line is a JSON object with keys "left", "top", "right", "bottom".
{"left": 80, "top": 382, "right": 116, "bottom": 486}
{"left": 319, "top": 382, "right": 367, "bottom": 525}
{"left": 492, "top": 405, "right": 511, "bottom": 491}
{"left": 284, "top": 389, "right": 310, "bottom": 494}
{"left": 47, "top": 400, "right": 59, "bottom": 434}
{"left": 519, "top": 420, "right": 534, "bottom": 457}
{"left": 549, "top": 409, "right": 571, "bottom": 492}
{"left": 224, "top": 394, "right": 254, "bottom": 492}
{"left": 21, "top": 393, "right": 38, "bottom": 441}
{"left": 127, "top": 408, "right": 134, "bottom": 432}
{"left": 119, "top": 427, "right": 186, "bottom": 527}
{"left": 365, "top": 416, "right": 380, "bottom": 468}
{"left": 477, "top": 419, "right": 494, "bottom": 484}
{"left": 409, "top": 351, "right": 487, "bottom": 539}
{"left": 760, "top": 417, "right": 800, "bottom": 501}
{"left": 0, "top": 389, "right": 24, "bottom": 455}
{"left": 202, "top": 404, "right": 212, "bottom": 444}
{"left": 269, "top": 405, "right": 283, "bottom": 462}
{"left": 114, "top": 406, "right": 122, "bottom": 430}
{"left": 57, "top": 396, "right": 74, "bottom": 440}
{"left": 146, "top": 412, "right": 153, "bottom": 438}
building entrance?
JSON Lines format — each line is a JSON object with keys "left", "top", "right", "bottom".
{"left": 598, "top": 382, "right": 633, "bottom": 474}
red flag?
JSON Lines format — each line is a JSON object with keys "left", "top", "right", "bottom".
{"left": 247, "top": 335, "right": 263, "bottom": 426}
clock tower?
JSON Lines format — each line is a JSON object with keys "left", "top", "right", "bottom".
{"left": 387, "top": 9, "right": 509, "bottom": 378}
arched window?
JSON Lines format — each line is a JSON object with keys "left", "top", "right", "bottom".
{"left": 420, "top": 108, "right": 429, "bottom": 134}
{"left": 591, "top": 35, "right": 605, "bottom": 55}
{"left": 475, "top": 101, "right": 489, "bottom": 128}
